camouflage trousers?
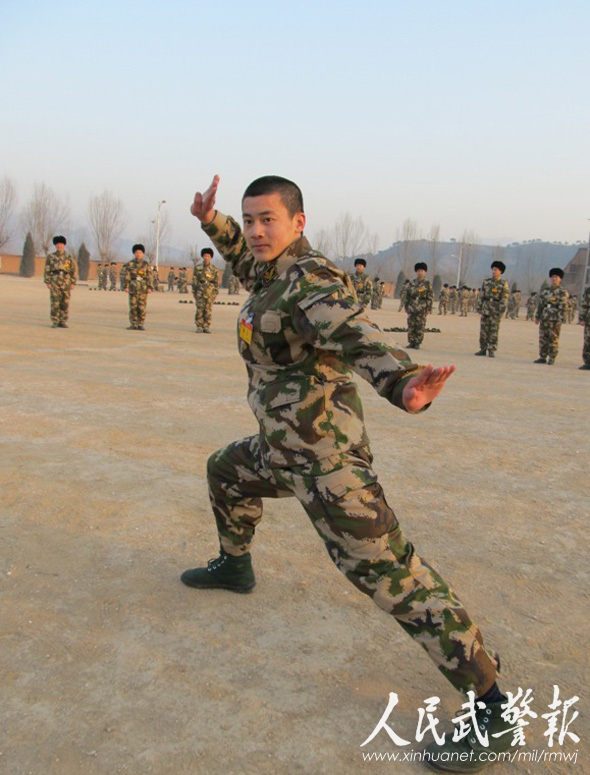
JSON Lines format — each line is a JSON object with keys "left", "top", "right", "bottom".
{"left": 538, "top": 321, "right": 562, "bottom": 360}
{"left": 406, "top": 311, "right": 428, "bottom": 346}
{"left": 194, "top": 291, "right": 214, "bottom": 329}
{"left": 438, "top": 301, "right": 447, "bottom": 315}
{"left": 479, "top": 314, "right": 502, "bottom": 352}
{"left": 48, "top": 284, "right": 71, "bottom": 325}
{"left": 206, "top": 435, "right": 499, "bottom": 696}
{"left": 128, "top": 291, "right": 148, "bottom": 327}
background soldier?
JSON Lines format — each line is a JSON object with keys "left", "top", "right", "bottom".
{"left": 534, "top": 268, "right": 569, "bottom": 365}
{"left": 109, "top": 262, "right": 118, "bottom": 291}
{"left": 228, "top": 275, "right": 240, "bottom": 294}
{"left": 168, "top": 267, "right": 176, "bottom": 291}
{"left": 404, "top": 262, "right": 433, "bottom": 349}
{"left": 124, "top": 243, "right": 153, "bottom": 330}
{"left": 370, "top": 276, "right": 384, "bottom": 309}
{"left": 151, "top": 264, "right": 160, "bottom": 292}
{"left": 459, "top": 285, "right": 469, "bottom": 317}
{"left": 438, "top": 283, "right": 449, "bottom": 315}
{"left": 192, "top": 247, "right": 220, "bottom": 333}
{"left": 178, "top": 267, "right": 188, "bottom": 293}
{"left": 97, "top": 263, "right": 108, "bottom": 290}
{"left": 448, "top": 284, "right": 458, "bottom": 314}
{"left": 43, "top": 235, "right": 77, "bottom": 328}
{"left": 475, "top": 261, "right": 509, "bottom": 357}
{"left": 119, "top": 263, "right": 127, "bottom": 291}
{"left": 579, "top": 285, "right": 590, "bottom": 369}
{"left": 349, "top": 257, "right": 373, "bottom": 308}
{"left": 526, "top": 291, "right": 537, "bottom": 320}
{"left": 397, "top": 278, "right": 410, "bottom": 311}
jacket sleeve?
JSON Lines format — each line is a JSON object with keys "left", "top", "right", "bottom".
{"left": 202, "top": 211, "right": 258, "bottom": 291}
{"left": 291, "top": 268, "right": 423, "bottom": 412}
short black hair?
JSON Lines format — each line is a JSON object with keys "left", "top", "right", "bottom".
{"left": 242, "top": 175, "right": 304, "bottom": 217}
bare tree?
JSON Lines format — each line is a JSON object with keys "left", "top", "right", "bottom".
{"left": 0, "top": 176, "right": 18, "bottom": 251}
{"left": 88, "top": 190, "right": 127, "bottom": 262}
{"left": 458, "top": 229, "right": 480, "bottom": 285}
{"left": 144, "top": 210, "right": 173, "bottom": 263}
{"left": 21, "top": 182, "right": 70, "bottom": 255}
{"left": 313, "top": 228, "right": 333, "bottom": 257}
{"left": 398, "top": 217, "right": 420, "bottom": 274}
{"left": 331, "top": 212, "right": 368, "bottom": 260}
{"left": 428, "top": 223, "right": 441, "bottom": 277}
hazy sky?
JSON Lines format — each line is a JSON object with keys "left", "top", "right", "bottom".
{"left": 3, "top": 0, "right": 590, "bottom": 255}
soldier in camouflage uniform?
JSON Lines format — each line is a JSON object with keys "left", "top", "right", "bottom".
{"left": 228, "top": 274, "right": 241, "bottom": 294}
{"left": 178, "top": 267, "right": 189, "bottom": 293}
{"left": 448, "top": 285, "right": 458, "bottom": 314}
{"left": 43, "top": 235, "right": 77, "bottom": 328}
{"left": 109, "top": 262, "right": 118, "bottom": 291}
{"left": 534, "top": 268, "right": 569, "bottom": 365}
{"left": 404, "top": 262, "right": 433, "bottom": 349}
{"left": 168, "top": 268, "right": 176, "bottom": 292}
{"left": 458, "top": 285, "right": 469, "bottom": 317}
{"left": 438, "top": 283, "right": 449, "bottom": 315}
{"left": 579, "top": 286, "right": 590, "bottom": 370}
{"left": 370, "top": 276, "right": 384, "bottom": 310}
{"left": 119, "top": 264, "right": 127, "bottom": 291}
{"left": 526, "top": 292, "right": 537, "bottom": 321}
{"left": 192, "top": 247, "right": 220, "bottom": 333}
{"left": 348, "top": 258, "right": 373, "bottom": 309}
{"left": 151, "top": 264, "right": 160, "bottom": 292}
{"left": 181, "top": 177, "right": 512, "bottom": 757}
{"left": 97, "top": 263, "right": 107, "bottom": 290}
{"left": 397, "top": 278, "right": 410, "bottom": 311}
{"left": 124, "top": 244, "right": 153, "bottom": 330}
{"left": 475, "top": 261, "right": 509, "bottom": 357}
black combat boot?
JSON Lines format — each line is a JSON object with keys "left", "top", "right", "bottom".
{"left": 181, "top": 550, "right": 255, "bottom": 593}
{"left": 424, "top": 699, "right": 515, "bottom": 773}
{"left": 487, "top": 350, "right": 495, "bottom": 358}
{"left": 534, "top": 357, "right": 547, "bottom": 364}
{"left": 474, "top": 350, "right": 486, "bottom": 356}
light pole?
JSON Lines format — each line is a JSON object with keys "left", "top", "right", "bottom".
{"left": 155, "top": 199, "right": 167, "bottom": 269}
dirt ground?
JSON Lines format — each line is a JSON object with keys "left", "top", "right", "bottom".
{"left": 1, "top": 275, "right": 587, "bottom": 775}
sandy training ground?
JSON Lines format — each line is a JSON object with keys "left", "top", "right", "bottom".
{"left": 1, "top": 276, "right": 587, "bottom": 775}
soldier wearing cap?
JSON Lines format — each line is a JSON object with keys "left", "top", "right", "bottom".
{"left": 124, "top": 244, "right": 153, "bottom": 330}
{"left": 349, "top": 257, "right": 373, "bottom": 309}
{"left": 475, "top": 261, "right": 509, "bottom": 357}
{"left": 404, "top": 262, "right": 433, "bottom": 349}
{"left": 43, "top": 236, "right": 77, "bottom": 328}
{"left": 438, "top": 283, "right": 449, "bottom": 315}
{"left": 192, "top": 247, "right": 220, "bottom": 333}
{"left": 534, "top": 268, "right": 569, "bottom": 365}
{"left": 168, "top": 267, "right": 176, "bottom": 292}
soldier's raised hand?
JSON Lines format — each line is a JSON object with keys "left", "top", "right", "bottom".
{"left": 402, "top": 364, "right": 456, "bottom": 414}
{"left": 190, "top": 175, "right": 220, "bottom": 225}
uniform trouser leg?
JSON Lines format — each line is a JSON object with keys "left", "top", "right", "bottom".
{"left": 480, "top": 314, "right": 501, "bottom": 352}
{"left": 49, "top": 286, "right": 70, "bottom": 324}
{"left": 207, "top": 437, "right": 499, "bottom": 697}
{"left": 407, "top": 312, "right": 426, "bottom": 346}
{"left": 583, "top": 324, "right": 590, "bottom": 365}
{"left": 539, "top": 321, "right": 560, "bottom": 360}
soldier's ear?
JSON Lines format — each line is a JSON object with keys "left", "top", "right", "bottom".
{"left": 294, "top": 212, "right": 306, "bottom": 235}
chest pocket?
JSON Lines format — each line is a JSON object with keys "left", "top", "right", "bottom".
{"left": 260, "top": 311, "right": 282, "bottom": 334}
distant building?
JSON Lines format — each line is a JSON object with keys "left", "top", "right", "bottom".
{"left": 563, "top": 247, "right": 590, "bottom": 297}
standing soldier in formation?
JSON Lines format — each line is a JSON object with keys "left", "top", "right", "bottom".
{"left": 579, "top": 285, "right": 590, "bottom": 370}
{"left": 43, "top": 235, "right": 77, "bottom": 328}
{"left": 228, "top": 274, "right": 241, "bottom": 294}
{"left": 459, "top": 285, "right": 469, "bottom": 317}
{"left": 526, "top": 292, "right": 537, "bottom": 321}
{"left": 97, "top": 263, "right": 108, "bottom": 290}
{"left": 370, "top": 277, "right": 384, "bottom": 309}
{"left": 124, "top": 244, "right": 153, "bottom": 330}
{"left": 192, "top": 247, "right": 220, "bottom": 333}
{"left": 151, "top": 264, "right": 160, "bottom": 292}
{"left": 475, "top": 261, "right": 509, "bottom": 357}
{"left": 178, "top": 267, "right": 189, "bottom": 293}
{"left": 448, "top": 284, "right": 458, "bottom": 314}
{"left": 109, "top": 262, "right": 118, "bottom": 291}
{"left": 404, "top": 262, "right": 433, "bottom": 349}
{"left": 183, "top": 174, "right": 514, "bottom": 772}
{"left": 119, "top": 264, "right": 127, "bottom": 291}
{"left": 397, "top": 278, "right": 410, "bottom": 311}
{"left": 566, "top": 294, "right": 577, "bottom": 324}
{"left": 534, "top": 268, "right": 569, "bottom": 365}
{"left": 438, "top": 283, "right": 449, "bottom": 315}
{"left": 349, "top": 258, "right": 373, "bottom": 309}
{"left": 168, "top": 267, "right": 176, "bottom": 292}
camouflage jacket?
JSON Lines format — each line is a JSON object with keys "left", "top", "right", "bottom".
{"left": 476, "top": 277, "right": 509, "bottom": 317}
{"left": 579, "top": 287, "right": 590, "bottom": 325}
{"left": 526, "top": 297, "right": 536, "bottom": 315}
{"left": 405, "top": 278, "right": 433, "bottom": 315}
{"left": 203, "top": 212, "right": 422, "bottom": 468}
{"left": 536, "top": 285, "right": 569, "bottom": 324}
{"left": 349, "top": 272, "right": 373, "bottom": 306}
{"left": 192, "top": 264, "right": 220, "bottom": 297}
{"left": 44, "top": 251, "right": 77, "bottom": 288}
{"left": 124, "top": 258, "right": 153, "bottom": 293}
{"left": 439, "top": 287, "right": 450, "bottom": 302}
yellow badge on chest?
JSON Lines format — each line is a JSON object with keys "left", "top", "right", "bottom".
{"left": 239, "top": 313, "right": 254, "bottom": 344}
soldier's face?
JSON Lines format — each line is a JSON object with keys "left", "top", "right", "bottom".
{"left": 242, "top": 193, "right": 306, "bottom": 263}
{"left": 550, "top": 275, "right": 561, "bottom": 287}
{"left": 492, "top": 268, "right": 501, "bottom": 280}
{"left": 416, "top": 269, "right": 426, "bottom": 280}
{"left": 355, "top": 265, "right": 365, "bottom": 274}
{"left": 202, "top": 254, "right": 211, "bottom": 265}
{"left": 55, "top": 242, "right": 65, "bottom": 252}
{"left": 134, "top": 250, "right": 144, "bottom": 260}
